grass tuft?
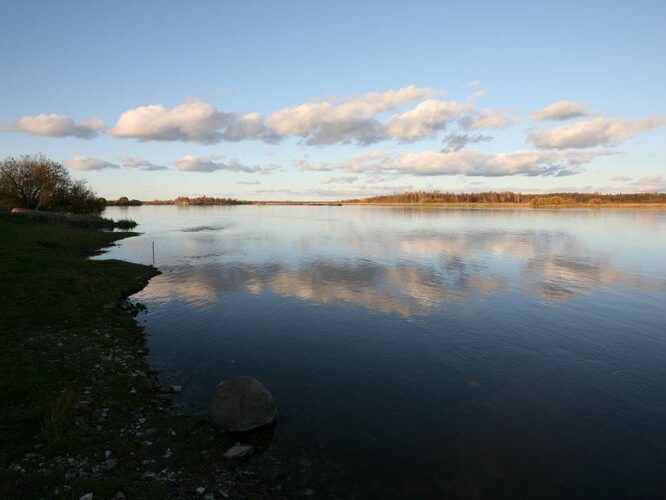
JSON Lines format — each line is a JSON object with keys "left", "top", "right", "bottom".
{"left": 40, "top": 388, "right": 76, "bottom": 447}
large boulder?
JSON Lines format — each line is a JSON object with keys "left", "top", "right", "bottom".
{"left": 209, "top": 377, "right": 276, "bottom": 432}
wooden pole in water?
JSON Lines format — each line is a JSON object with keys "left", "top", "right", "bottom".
{"left": 152, "top": 241, "right": 155, "bottom": 265}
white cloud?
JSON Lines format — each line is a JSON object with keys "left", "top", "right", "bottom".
{"left": 530, "top": 116, "right": 665, "bottom": 149}
{"left": 237, "top": 180, "right": 261, "bottom": 185}
{"left": 175, "top": 155, "right": 280, "bottom": 173}
{"left": 531, "top": 101, "right": 589, "bottom": 121}
{"left": 65, "top": 156, "right": 120, "bottom": 171}
{"left": 384, "top": 100, "right": 517, "bottom": 141}
{"left": 108, "top": 97, "right": 270, "bottom": 144}
{"left": 321, "top": 176, "right": 358, "bottom": 184}
{"left": 339, "top": 148, "right": 612, "bottom": 177}
{"left": 120, "top": 157, "right": 169, "bottom": 171}
{"left": 266, "top": 85, "right": 436, "bottom": 145}
{"left": 384, "top": 99, "right": 470, "bottom": 141}
{"left": 7, "top": 114, "right": 104, "bottom": 138}
{"left": 466, "top": 108, "right": 520, "bottom": 129}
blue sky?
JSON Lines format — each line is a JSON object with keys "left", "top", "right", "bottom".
{"left": 1, "top": 0, "right": 664, "bottom": 200}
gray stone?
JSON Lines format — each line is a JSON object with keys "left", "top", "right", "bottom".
{"left": 209, "top": 377, "right": 276, "bottom": 432}
{"left": 223, "top": 443, "right": 254, "bottom": 459}
{"left": 79, "top": 494, "right": 93, "bottom": 500}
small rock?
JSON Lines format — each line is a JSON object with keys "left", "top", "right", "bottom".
{"left": 223, "top": 443, "right": 253, "bottom": 459}
{"left": 79, "top": 494, "right": 93, "bottom": 500}
{"left": 196, "top": 486, "right": 206, "bottom": 495}
{"left": 170, "top": 385, "right": 182, "bottom": 393}
{"left": 105, "top": 450, "right": 111, "bottom": 459}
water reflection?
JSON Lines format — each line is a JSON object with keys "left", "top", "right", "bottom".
{"left": 142, "top": 260, "right": 503, "bottom": 316}
{"left": 99, "top": 206, "right": 666, "bottom": 498}
{"left": 134, "top": 226, "right": 662, "bottom": 316}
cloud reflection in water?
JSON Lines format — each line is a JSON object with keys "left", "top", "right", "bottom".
{"left": 135, "top": 228, "right": 661, "bottom": 317}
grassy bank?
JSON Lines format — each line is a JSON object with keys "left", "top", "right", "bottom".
{"left": 0, "top": 213, "right": 322, "bottom": 499}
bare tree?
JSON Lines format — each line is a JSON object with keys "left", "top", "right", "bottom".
{"left": 0, "top": 155, "right": 70, "bottom": 210}
{"left": 0, "top": 154, "right": 104, "bottom": 213}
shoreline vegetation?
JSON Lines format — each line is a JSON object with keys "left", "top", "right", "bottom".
{"left": 105, "top": 191, "right": 666, "bottom": 209}
{"left": 0, "top": 213, "right": 330, "bottom": 499}
{"left": 10, "top": 207, "right": 139, "bottom": 230}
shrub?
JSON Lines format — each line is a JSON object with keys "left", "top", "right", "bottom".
{"left": 113, "top": 218, "right": 138, "bottom": 230}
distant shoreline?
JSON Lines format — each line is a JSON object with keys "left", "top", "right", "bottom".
{"left": 106, "top": 191, "right": 666, "bottom": 209}
{"left": 341, "top": 202, "right": 666, "bottom": 209}
{"left": 108, "top": 201, "right": 666, "bottom": 209}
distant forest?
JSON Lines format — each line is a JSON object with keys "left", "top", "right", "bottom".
{"left": 148, "top": 196, "right": 246, "bottom": 206}
{"left": 107, "top": 196, "right": 246, "bottom": 206}
{"left": 348, "top": 191, "right": 666, "bottom": 205}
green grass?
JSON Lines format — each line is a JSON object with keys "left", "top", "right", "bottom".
{"left": 0, "top": 213, "right": 292, "bottom": 499}
{"left": 0, "top": 213, "right": 163, "bottom": 496}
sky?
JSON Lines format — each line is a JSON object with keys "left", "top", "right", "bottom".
{"left": 1, "top": 0, "right": 665, "bottom": 200}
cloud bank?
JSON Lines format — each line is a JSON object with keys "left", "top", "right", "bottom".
{"left": 101, "top": 86, "right": 518, "bottom": 145}
{"left": 320, "top": 148, "right": 613, "bottom": 178}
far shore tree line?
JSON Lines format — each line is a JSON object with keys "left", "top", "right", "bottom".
{"left": 349, "top": 190, "right": 666, "bottom": 206}
{"left": 2, "top": 155, "right": 665, "bottom": 214}
{"left": 110, "top": 196, "right": 246, "bottom": 206}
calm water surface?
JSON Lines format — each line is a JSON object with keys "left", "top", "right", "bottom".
{"left": 100, "top": 205, "right": 666, "bottom": 498}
